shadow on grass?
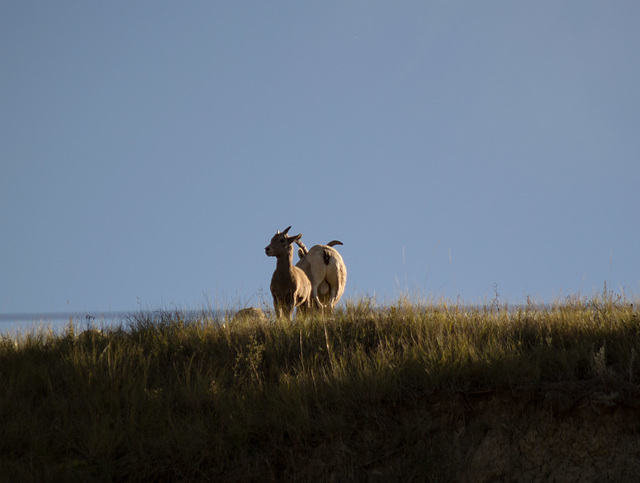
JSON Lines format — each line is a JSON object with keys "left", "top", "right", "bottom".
{"left": 1, "top": 296, "right": 638, "bottom": 480}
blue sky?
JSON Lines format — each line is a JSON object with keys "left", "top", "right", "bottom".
{"left": 2, "top": 2, "right": 639, "bottom": 314}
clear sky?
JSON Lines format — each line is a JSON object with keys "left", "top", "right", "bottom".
{"left": 2, "top": 2, "right": 639, "bottom": 314}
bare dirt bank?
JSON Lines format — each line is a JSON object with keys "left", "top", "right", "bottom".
{"left": 269, "top": 381, "right": 640, "bottom": 482}
{"left": 455, "top": 382, "right": 640, "bottom": 482}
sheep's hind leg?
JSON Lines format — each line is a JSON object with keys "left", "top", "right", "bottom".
{"left": 328, "top": 284, "right": 339, "bottom": 310}
{"left": 305, "top": 283, "right": 320, "bottom": 310}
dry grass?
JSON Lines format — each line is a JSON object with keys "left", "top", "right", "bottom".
{"left": 1, "top": 293, "right": 638, "bottom": 480}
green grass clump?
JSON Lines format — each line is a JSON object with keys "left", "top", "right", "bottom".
{"left": 1, "top": 296, "right": 639, "bottom": 480}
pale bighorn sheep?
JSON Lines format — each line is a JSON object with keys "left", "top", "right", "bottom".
{"left": 295, "top": 238, "right": 347, "bottom": 311}
{"left": 265, "top": 226, "right": 312, "bottom": 319}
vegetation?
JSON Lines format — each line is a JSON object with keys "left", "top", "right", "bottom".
{"left": 1, "top": 292, "right": 639, "bottom": 481}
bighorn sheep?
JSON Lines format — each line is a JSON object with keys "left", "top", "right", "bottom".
{"left": 265, "top": 226, "right": 312, "bottom": 319}
{"left": 295, "top": 238, "right": 347, "bottom": 311}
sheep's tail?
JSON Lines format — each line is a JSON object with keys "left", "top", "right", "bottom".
{"left": 324, "top": 240, "right": 343, "bottom": 264}
{"left": 322, "top": 248, "right": 331, "bottom": 265}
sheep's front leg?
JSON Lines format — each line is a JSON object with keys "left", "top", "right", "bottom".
{"left": 273, "top": 297, "right": 287, "bottom": 319}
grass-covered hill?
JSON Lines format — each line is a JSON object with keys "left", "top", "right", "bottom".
{"left": 2, "top": 294, "right": 639, "bottom": 481}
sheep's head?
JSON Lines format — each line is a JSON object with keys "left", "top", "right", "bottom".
{"left": 265, "top": 226, "right": 303, "bottom": 258}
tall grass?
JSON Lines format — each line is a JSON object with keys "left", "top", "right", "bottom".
{"left": 1, "top": 295, "right": 638, "bottom": 480}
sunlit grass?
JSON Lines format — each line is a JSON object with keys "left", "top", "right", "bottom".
{"left": 1, "top": 293, "right": 638, "bottom": 480}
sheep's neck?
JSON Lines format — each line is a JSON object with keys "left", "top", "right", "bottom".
{"left": 274, "top": 251, "right": 296, "bottom": 280}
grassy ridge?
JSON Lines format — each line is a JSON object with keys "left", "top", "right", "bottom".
{"left": 1, "top": 295, "right": 639, "bottom": 480}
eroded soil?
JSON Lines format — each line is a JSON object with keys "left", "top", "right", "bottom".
{"left": 245, "top": 381, "right": 640, "bottom": 482}
{"left": 455, "top": 382, "right": 640, "bottom": 482}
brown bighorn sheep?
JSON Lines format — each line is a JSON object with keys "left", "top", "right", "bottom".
{"left": 265, "top": 226, "right": 312, "bottom": 319}
{"left": 295, "top": 239, "right": 347, "bottom": 311}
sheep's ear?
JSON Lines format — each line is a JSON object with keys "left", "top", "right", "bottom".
{"left": 289, "top": 233, "right": 303, "bottom": 244}
{"left": 283, "top": 226, "right": 291, "bottom": 235}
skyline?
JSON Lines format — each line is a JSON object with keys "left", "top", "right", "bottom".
{"left": 2, "top": 2, "right": 639, "bottom": 315}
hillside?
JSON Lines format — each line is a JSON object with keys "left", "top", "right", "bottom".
{"left": 1, "top": 296, "right": 639, "bottom": 481}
